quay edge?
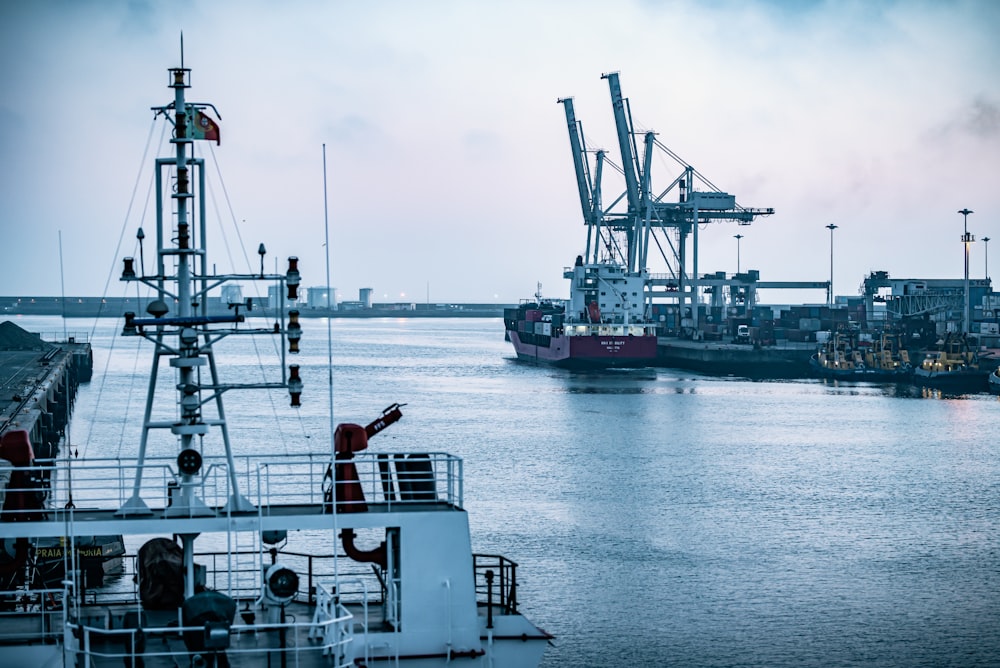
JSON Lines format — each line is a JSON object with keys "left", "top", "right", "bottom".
{"left": 1, "top": 321, "right": 92, "bottom": 457}
{"left": 655, "top": 337, "right": 815, "bottom": 378}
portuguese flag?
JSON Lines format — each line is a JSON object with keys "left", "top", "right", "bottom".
{"left": 189, "top": 108, "right": 220, "bottom": 145}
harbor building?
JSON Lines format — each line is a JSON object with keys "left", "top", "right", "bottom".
{"left": 220, "top": 285, "right": 243, "bottom": 306}
{"left": 306, "top": 286, "right": 335, "bottom": 310}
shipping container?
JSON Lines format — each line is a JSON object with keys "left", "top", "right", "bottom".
{"left": 787, "top": 329, "right": 806, "bottom": 342}
{"left": 753, "top": 307, "right": 774, "bottom": 319}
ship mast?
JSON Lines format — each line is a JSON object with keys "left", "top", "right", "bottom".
{"left": 116, "top": 56, "right": 303, "bottom": 597}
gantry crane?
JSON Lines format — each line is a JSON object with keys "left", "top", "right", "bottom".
{"left": 558, "top": 72, "right": 775, "bottom": 311}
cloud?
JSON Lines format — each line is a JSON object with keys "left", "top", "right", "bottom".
{"left": 1, "top": 0, "right": 998, "bottom": 302}
{"left": 461, "top": 130, "right": 503, "bottom": 161}
{"left": 959, "top": 96, "right": 1000, "bottom": 140}
{"left": 0, "top": 107, "right": 24, "bottom": 156}
{"left": 327, "top": 114, "right": 388, "bottom": 149}
{"left": 118, "top": 0, "right": 164, "bottom": 37}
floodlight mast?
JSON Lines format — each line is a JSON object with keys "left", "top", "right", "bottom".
{"left": 959, "top": 208, "right": 974, "bottom": 335}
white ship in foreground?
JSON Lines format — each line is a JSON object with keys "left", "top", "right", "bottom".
{"left": 0, "top": 53, "right": 549, "bottom": 667}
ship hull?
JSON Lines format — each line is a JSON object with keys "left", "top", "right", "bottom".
{"left": 912, "top": 367, "right": 989, "bottom": 393}
{"left": 656, "top": 338, "right": 813, "bottom": 378}
{"left": 508, "top": 331, "right": 657, "bottom": 369}
{"left": 808, "top": 355, "right": 913, "bottom": 383}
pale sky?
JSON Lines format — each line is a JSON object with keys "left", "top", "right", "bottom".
{"left": 2, "top": 0, "right": 998, "bottom": 305}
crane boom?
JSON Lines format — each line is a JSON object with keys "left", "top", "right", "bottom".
{"left": 602, "top": 72, "right": 641, "bottom": 215}
{"left": 557, "top": 97, "right": 594, "bottom": 230}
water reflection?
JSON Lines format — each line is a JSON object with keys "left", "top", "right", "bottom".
{"left": 815, "top": 378, "right": 993, "bottom": 401}
{"left": 554, "top": 368, "right": 714, "bottom": 395}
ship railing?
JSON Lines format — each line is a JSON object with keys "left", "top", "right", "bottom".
{"left": 48, "top": 547, "right": 385, "bottom": 617}
{"left": 473, "top": 553, "right": 519, "bottom": 615}
{"left": 67, "top": 603, "right": 355, "bottom": 668}
{"left": 310, "top": 583, "right": 357, "bottom": 663}
{"left": 193, "top": 550, "right": 386, "bottom": 607}
{"left": 36, "top": 330, "right": 91, "bottom": 344}
{"left": 0, "top": 450, "right": 463, "bottom": 520}
{"left": 0, "top": 585, "right": 63, "bottom": 643}
{"left": 517, "top": 298, "right": 568, "bottom": 307}
{"left": 563, "top": 323, "right": 657, "bottom": 337}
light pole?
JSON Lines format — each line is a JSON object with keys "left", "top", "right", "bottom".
{"left": 983, "top": 236, "right": 991, "bottom": 282}
{"left": 734, "top": 234, "right": 743, "bottom": 274}
{"left": 825, "top": 224, "right": 838, "bottom": 306}
{"left": 958, "top": 208, "right": 974, "bottom": 335}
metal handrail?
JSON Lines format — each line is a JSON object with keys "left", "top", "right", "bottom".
{"left": 0, "top": 450, "right": 464, "bottom": 522}
{"left": 68, "top": 611, "right": 355, "bottom": 667}
{"left": 473, "top": 553, "right": 519, "bottom": 614}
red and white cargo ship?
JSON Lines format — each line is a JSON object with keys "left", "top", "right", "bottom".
{"left": 504, "top": 256, "right": 659, "bottom": 368}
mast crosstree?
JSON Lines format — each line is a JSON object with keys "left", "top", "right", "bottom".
{"left": 117, "top": 63, "right": 302, "bottom": 528}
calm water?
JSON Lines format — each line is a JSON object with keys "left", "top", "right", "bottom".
{"left": 15, "top": 315, "right": 1000, "bottom": 667}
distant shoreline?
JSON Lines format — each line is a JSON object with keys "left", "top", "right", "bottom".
{"left": 0, "top": 296, "right": 511, "bottom": 319}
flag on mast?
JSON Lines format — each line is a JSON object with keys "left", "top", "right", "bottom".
{"left": 189, "top": 107, "right": 220, "bottom": 144}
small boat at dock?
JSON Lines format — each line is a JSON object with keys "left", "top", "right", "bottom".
{"left": 912, "top": 333, "right": 989, "bottom": 393}
{"left": 810, "top": 331, "right": 913, "bottom": 382}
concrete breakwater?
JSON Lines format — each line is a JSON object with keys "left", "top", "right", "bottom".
{"left": 1, "top": 321, "right": 92, "bottom": 460}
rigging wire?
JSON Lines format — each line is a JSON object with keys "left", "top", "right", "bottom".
{"left": 206, "top": 143, "right": 263, "bottom": 294}
{"left": 114, "top": 243, "right": 148, "bottom": 461}
{"left": 323, "top": 143, "right": 340, "bottom": 585}
{"left": 58, "top": 231, "right": 67, "bottom": 340}
{"left": 81, "top": 118, "right": 163, "bottom": 461}
{"left": 86, "top": 118, "right": 160, "bottom": 343}
{"left": 202, "top": 144, "right": 298, "bottom": 455}
{"left": 323, "top": 144, "right": 335, "bottom": 435}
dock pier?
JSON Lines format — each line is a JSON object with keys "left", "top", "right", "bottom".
{"left": 1, "top": 321, "right": 92, "bottom": 460}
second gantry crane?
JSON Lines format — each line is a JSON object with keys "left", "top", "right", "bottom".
{"left": 558, "top": 72, "right": 775, "bottom": 313}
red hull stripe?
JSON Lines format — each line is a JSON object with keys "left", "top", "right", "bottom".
{"left": 509, "top": 333, "right": 657, "bottom": 365}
